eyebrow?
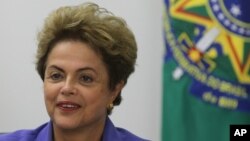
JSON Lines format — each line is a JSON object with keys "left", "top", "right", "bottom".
{"left": 47, "top": 65, "right": 98, "bottom": 74}
{"left": 47, "top": 65, "right": 64, "bottom": 72}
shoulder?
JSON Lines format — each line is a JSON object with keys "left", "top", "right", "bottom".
{"left": 0, "top": 122, "right": 50, "bottom": 141}
{"left": 0, "top": 130, "right": 37, "bottom": 141}
{"left": 103, "top": 117, "right": 150, "bottom": 141}
{"left": 115, "top": 127, "right": 150, "bottom": 141}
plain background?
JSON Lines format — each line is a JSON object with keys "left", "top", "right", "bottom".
{"left": 0, "top": 0, "right": 164, "bottom": 140}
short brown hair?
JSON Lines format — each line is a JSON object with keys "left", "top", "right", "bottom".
{"left": 36, "top": 3, "right": 137, "bottom": 114}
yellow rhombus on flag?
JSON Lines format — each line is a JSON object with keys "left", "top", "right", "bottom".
{"left": 162, "top": 0, "right": 250, "bottom": 141}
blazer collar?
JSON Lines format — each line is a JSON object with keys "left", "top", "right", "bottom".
{"left": 36, "top": 117, "right": 120, "bottom": 141}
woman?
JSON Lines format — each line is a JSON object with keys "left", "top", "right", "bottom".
{"left": 0, "top": 2, "right": 148, "bottom": 141}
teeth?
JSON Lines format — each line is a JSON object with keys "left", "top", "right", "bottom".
{"left": 62, "top": 104, "right": 77, "bottom": 108}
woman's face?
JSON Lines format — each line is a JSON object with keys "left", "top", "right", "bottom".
{"left": 43, "top": 40, "right": 121, "bottom": 131}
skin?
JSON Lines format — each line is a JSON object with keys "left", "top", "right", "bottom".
{"left": 43, "top": 40, "right": 123, "bottom": 141}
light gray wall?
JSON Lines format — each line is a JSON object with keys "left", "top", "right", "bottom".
{"left": 0, "top": 0, "right": 164, "bottom": 140}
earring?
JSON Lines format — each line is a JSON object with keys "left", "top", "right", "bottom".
{"left": 107, "top": 103, "right": 114, "bottom": 111}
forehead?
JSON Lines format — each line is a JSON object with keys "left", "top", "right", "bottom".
{"left": 46, "top": 40, "right": 106, "bottom": 71}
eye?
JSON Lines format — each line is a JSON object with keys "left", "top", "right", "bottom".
{"left": 49, "top": 72, "right": 64, "bottom": 81}
{"left": 79, "top": 75, "right": 93, "bottom": 83}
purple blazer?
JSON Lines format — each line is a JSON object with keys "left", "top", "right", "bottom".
{"left": 0, "top": 117, "right": 149, "bottom": 141}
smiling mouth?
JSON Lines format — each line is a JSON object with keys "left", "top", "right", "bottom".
{"left": 56, "top": 101, "right": 81, "bottom": 112}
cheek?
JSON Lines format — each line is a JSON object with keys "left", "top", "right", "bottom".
{"left": 90, "top": 88, "right": 112, "bottom": 107}
{"left": 43, "top": 83, "right": 59, "bottom": 107}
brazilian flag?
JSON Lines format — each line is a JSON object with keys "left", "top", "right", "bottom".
{"left": 162, "top": 0, "right": 250, "bottom": 141}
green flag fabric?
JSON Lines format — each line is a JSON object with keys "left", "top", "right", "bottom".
{"left": 162, "top": 0, "right": 250, "bottom": 141}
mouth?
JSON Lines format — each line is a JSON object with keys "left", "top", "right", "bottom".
{"left": 56, "top": 101, "right": 81, "bottom": 112}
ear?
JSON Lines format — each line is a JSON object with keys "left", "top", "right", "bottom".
{"left": 110, "top": 80, "right": 125, "bottom": 102}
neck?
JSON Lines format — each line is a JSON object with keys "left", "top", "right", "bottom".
{"left": 52, "top": 118, "right": 106, "bottom": 141}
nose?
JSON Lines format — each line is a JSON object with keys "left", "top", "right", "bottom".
{"left": 60, "top": 78, "right": 77, "bottom": 96}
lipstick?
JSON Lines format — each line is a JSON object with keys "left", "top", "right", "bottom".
{"left": 56, "top": 101, "right": 81, "bottom": 112}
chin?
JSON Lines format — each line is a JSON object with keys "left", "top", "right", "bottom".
{"left": 53, "top": 117, "right": 81, "bottom": 130}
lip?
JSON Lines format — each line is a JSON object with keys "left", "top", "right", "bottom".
{"left": 56, "top": 101, "right": 81, "bottom": 112}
